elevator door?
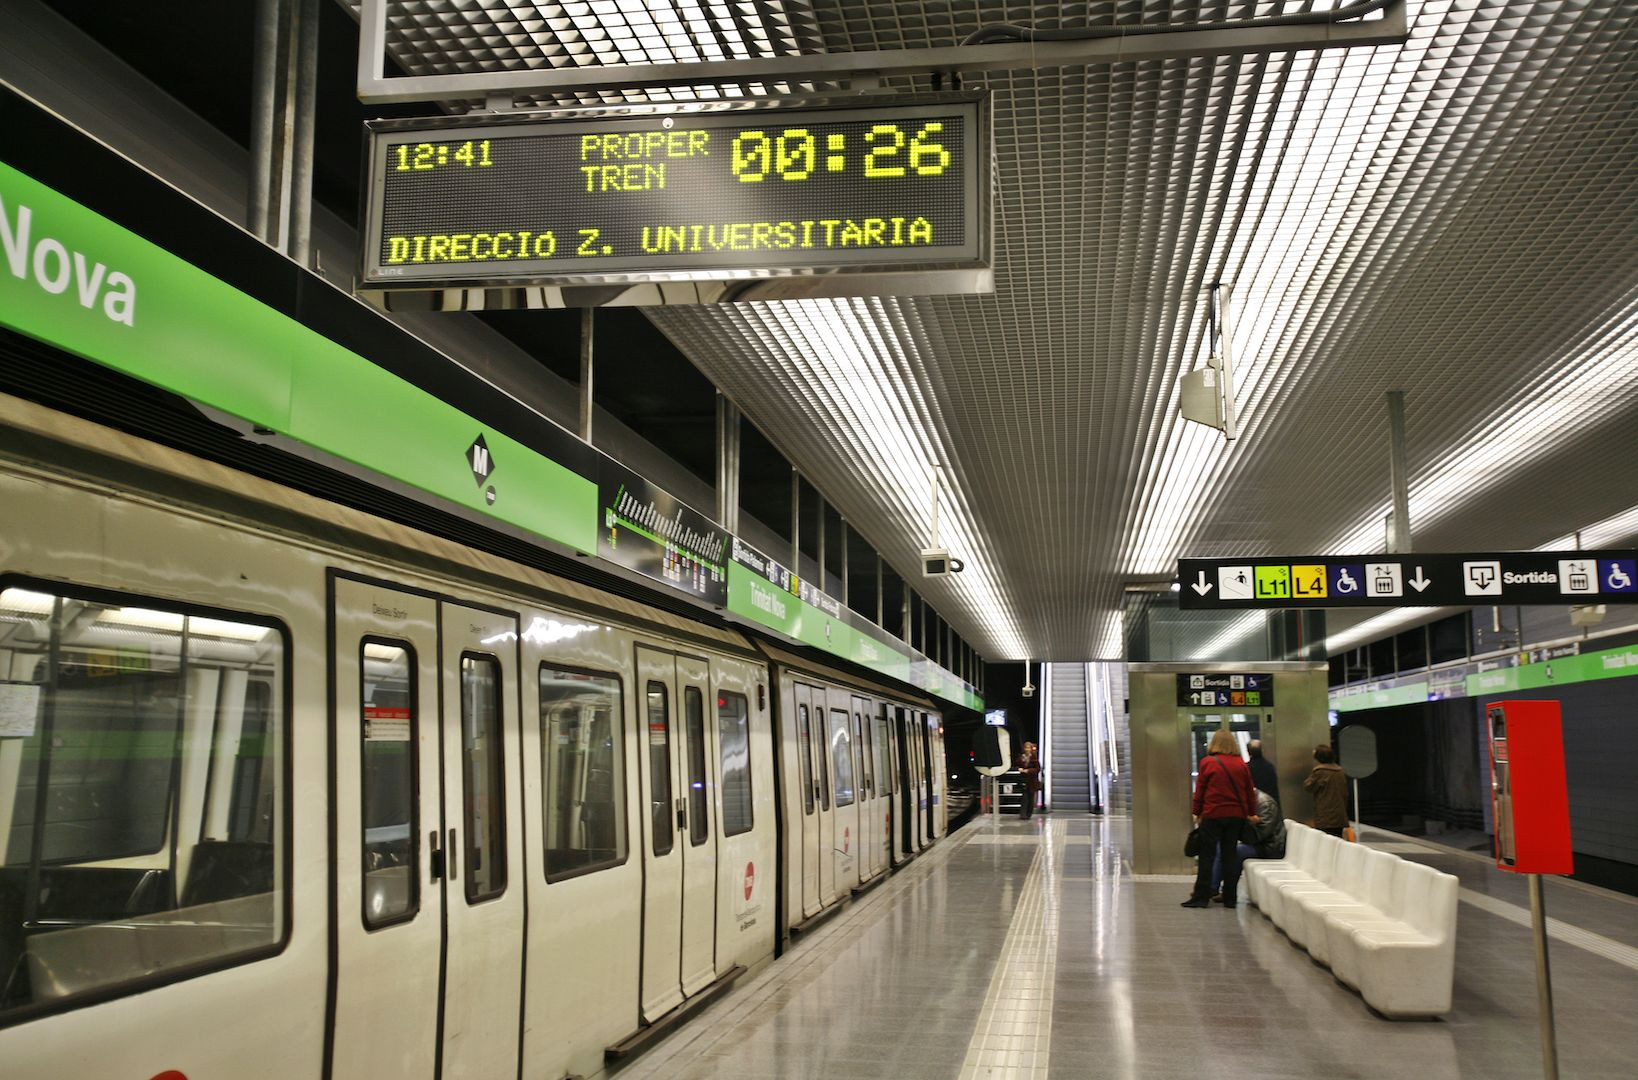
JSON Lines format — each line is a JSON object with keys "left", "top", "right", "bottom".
{"left": 1187, "top": 713, "right": 1263, "bottom": 782}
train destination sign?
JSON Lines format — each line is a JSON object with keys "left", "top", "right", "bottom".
{"left": 361, "top": 94, "right": 988, "bottom": 290}
{"left": 1177, "top": 549, "right": 1638, "bottom": 609}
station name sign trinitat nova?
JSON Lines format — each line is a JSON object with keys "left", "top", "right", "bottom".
{"left": 361, "top": 93, "right": 988, "bottom": 292}
{"left": 1177, "top": 550, "right": 1638, "bottom": 609}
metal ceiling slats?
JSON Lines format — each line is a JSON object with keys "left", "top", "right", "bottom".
{"left": 356, "top": 0, "right": 1638, "bottom": 660}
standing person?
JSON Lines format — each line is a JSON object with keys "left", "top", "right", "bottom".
{"left": 1304, "top": 743, "right": 1348, "bottom": 836}
{"left": 1247, "top": 739, "right": 1280, "bottom": 803}
{"left": 1017, "top": 741, "right": 1041, "bottom": 820}
{"left": 1182, "top": 730, "right": 1258, "bottom": 909}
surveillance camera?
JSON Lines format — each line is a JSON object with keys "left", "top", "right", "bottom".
{"left": 1021, "top": 683, "right": 1035, "bottom": 698}
{"left": 921, "top": 546, "right": 965, "bottom": 577}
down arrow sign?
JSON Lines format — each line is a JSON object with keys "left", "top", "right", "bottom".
{"left": 1192, "top": 570, "right": 1213, "bottom": 596}
{"left": 1409, "top": 566, "right": 1431, "bottom": 592}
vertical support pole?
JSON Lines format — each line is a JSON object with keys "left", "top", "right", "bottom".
{"left": 288, "top": 0, "right": 319, "bottom": 266}
{"left": 1386, "top": 389, "right": 1411, "bottom": 554}
{"left": 876, "top": 550, "right": 884, "bottom": 627}
{"left": 840, "top": 520, "right": 849, "bottom": 606}
{"left": 715, "top": 394, "right": 740, "bottom": 532}
{"left": 1352, "top": 777, "right": 1361, "bottom": 834}
{"left": 356, "top": 0, "right": 388, "bottom": 86}
{"left": 816, "top": 497, "right": 827, "bottom": 592}
{"left": 578, "top": 309, "right": 595, "bottom": 443}
{"left": 1528, "top": 874, "right": 1561, "bottom": 1080}
{"left": 790, "top": 468, "right": 801, "bottom": 572}
{"left": 249, "top": 0, "right": 281, "bottom": 242}
{"left": 1215, "top": 283, "right": 1239, "bottom": 441}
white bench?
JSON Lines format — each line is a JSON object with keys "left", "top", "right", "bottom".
{"left": 1244, "top": 823, "right": 1458, "bottom": 1018}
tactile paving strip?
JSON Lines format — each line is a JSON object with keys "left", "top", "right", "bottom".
{"left": 958, "top": 821, "right": 1067, "bottom": 1079}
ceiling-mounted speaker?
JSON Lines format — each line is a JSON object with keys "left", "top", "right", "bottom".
{"left": 1179, "top": 364, "right": 1225, "bottom": 432}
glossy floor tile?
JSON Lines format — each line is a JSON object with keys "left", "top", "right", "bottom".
{"left": 610, "top": 815, "right": 1638, "bottom": 1080}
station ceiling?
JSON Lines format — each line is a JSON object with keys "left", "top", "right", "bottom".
{"left": 350, "top": 1, "right": 1636, "bottom": 661}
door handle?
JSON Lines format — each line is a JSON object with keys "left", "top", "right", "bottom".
{"left": 429, "top": 830, "right": 445, "bottom": 881}
{"left": 448, "top": 828, "right": 458, "bottom": 882}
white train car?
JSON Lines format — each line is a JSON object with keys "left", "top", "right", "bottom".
{"left": 765, "top": 646, "right": 946, "bottom": 934}
{"left": 0, "top": 395, "right": 946, "bottom": 1080}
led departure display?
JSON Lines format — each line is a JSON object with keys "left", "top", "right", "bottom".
{"left": 361, "top": 95, "right": 986, "bottom": 287}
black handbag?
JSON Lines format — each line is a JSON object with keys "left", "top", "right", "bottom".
{"left": 1184, "top": 826, "right": 1202, "bottom": 858}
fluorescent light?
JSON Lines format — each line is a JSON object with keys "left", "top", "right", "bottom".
{"left": 99, "top": 608, "right": 271, "bottom": 642}
{"left": 701, "top": 297, "right": 1031, "bottom": 657}
{"left": 0, "top": 589, "right": 56, "bottom": 615}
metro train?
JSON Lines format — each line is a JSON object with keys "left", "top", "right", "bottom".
{"left": 0, "top": 392, "right": 948, "bottom": 1080}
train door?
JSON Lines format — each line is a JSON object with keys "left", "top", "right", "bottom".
{"left": 675, "top": 654, "right": 718, "bottom": 997}
{"left": 329, "top": 578, "right": 442, "bottom": 1079}
{"left": 875, "top": 704, "right": 895, "bottom": 872}
{"left": 826, "top": 692, "right": 859, "bottom": 888}
{"left": 635, "top": 645, "right": 684, "bottom": 1021}
{"left": 910, "top": 714, "right": 927, "bottom": 850}
{"left": 794, "top": 684, "right": 823, "bottom": 917}
{"left": 920, "top": 712, "right": 937, "bottom": 844}
{"left": 894, "top": 706, "right": 913, "bottom": 861}
{"left": 852, "top": 696, "right": 876, "bottom": 881}
{"left": 437, "top": 601, "right": 524, "bottom": 1078}
{"left": 802, "top": 682, "right": 837, "bottom": 904}
{"left": 936, "top": 717, "right": 950, "bottom": 845}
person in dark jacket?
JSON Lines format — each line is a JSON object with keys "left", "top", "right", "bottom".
{"left": 1212, "top": 789, "right": 1285, "bottom": 901}
{"left": 1304, "top": 743, "right": 1348, "bottom": 836}
{"left": 1247, "top": 739, "right": 1280, "bottom": 803}
{"left": 1017, "top": 741, "right": 1041, "bottom": 820}
{"left": 1182, "top": 730, "right": 1258, "bottom": 909}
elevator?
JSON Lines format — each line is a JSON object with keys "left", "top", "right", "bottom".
{"left": 1128, "top": 661, "right": 1330, "bottom": 874}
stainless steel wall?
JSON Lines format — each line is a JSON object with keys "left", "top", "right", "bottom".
{"left": 1128, "top": 662, "right": 1330, "bottom": 874}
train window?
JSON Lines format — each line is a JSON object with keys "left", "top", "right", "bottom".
{"left": 876, "top": 709, "right": 893, "bottom": 796}
{"left": 857, "top": 712, "right": 873, "bottom": 794}
{"left": 540, "top": 667, "right": 626, "bottom": 880}
{"left": 797, "top": 704, "right": 814, "bottom": 815}
{"left": 684, "top": 687, "right": 709, "bottom": 847}
{"left": 646, "top": 682, "right": 674, "bottom": 857}
{"left": 460, "top": 654, "right": 507, "bottom": 903}
{"left": 0, "top": 584, "right": 286, "bottom": 1020}
{"left": 829, "top": 708, "right": 855, "bottom": 807}
{"left": 718, "top": 692, "right": 753, "bottom": 837}
{"left": 362, "top": 640, "right": 418, "bottom": 929}
{"left": 816, "top": 704, "right": 831, "bottom": 810}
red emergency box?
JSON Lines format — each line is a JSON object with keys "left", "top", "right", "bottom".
{"left": 1484, "top": 700, "right": 1573, "bottom": 875}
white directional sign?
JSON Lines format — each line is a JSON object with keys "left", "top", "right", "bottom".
{"left": 1219, "top": 565, "right": 1253, "bottom": 599}
{"left": 1558, "top": 559, "right": 1598, "bottom": 595}
{"left": 1463, "top": 560, "right": 1503, "bottom": 596}
{"left": 1365, "top": 562, "right": 1402, "bottom": 598}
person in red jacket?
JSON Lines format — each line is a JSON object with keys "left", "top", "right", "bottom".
{"left": 1182, "top": 729, "right": 1259, "bottom": 909}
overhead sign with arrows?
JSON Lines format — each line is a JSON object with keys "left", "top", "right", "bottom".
{"left": 1178, "top": 549, "right": 1638, "bottom": 609}
{"left": 1176, "top": 672, "right": 1275, "bottom": 707}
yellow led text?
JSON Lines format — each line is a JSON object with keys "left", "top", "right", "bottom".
{"left": 578, "top": 130, "right": 708, "bottom": 193}
{"left": 640, "top": 217, "right": 934, "bottom": 253}
{"left": 385, "top": 230, "right": 558, "bottom": 264}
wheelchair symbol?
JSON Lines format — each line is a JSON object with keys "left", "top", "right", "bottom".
{"left": 1337, "top": 568, "right": 1359, "bottom": 594}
